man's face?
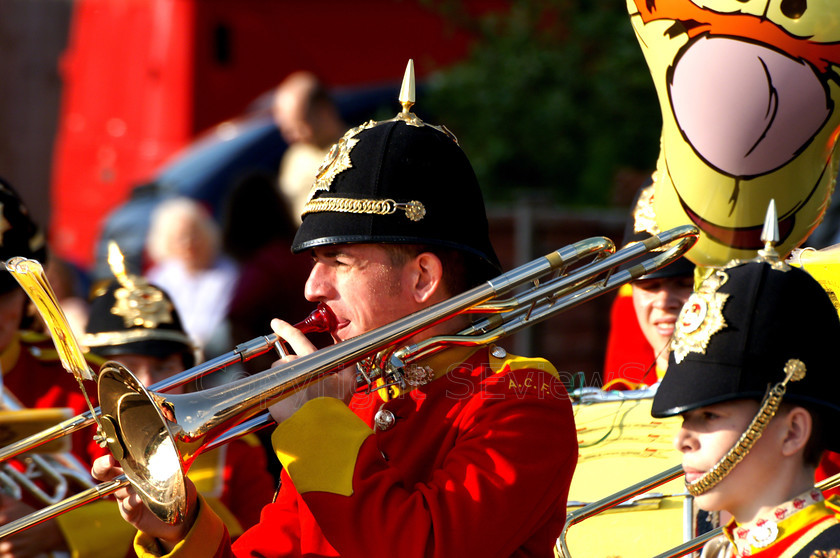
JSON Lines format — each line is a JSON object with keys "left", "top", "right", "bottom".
{"left": 304, "top": 244, "right": 421, "bottom": 342}
{"left": 632, "top": 276, "right": 694, "bottom": 365}
{"left": 675, "top": 399, "right": 786, "bottom": 520}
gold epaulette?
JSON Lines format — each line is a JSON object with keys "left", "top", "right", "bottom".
{"left": 19, "top": 330, "right": 50, "bottom": 345}
{"left": 19, "top": 330, "right": 61, "bottom": 362}
{"left": 83, "top": 352, "right": 108, "bottom": 367}
{"left": 239, "top": 433, "right": 263, "bottom": 448}
{"left": 20, "top": 330, "right": 103, "bottom": 368}
{"left": 827, "top": 495, "right": 840, "bottom": 514}
{"left": 488, "top": 346, "right": 560, "bottom": 380}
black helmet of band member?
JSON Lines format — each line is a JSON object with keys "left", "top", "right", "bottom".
{"left": 0, "top": 177, "right": 47, "bottom": 294}
{"left": 621, "top": 179, "right": 695, "bottom": 280}
{"left": 651, "top": 260, "right": 840, "bottom": 452}
{"left": 291, "top": 62, "right": 501, "bottom": 285}
{"left": 82, "top": 272, "right": 197, "bottom": 369}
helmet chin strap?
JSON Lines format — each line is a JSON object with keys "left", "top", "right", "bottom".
{"left": 686, "top": 359, "right": 806, "bottom": 496}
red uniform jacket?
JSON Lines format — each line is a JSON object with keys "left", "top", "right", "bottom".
{"left": 1, "top": 331, "right": 105, "bottom": 465}
{"left": 602, "top": 285, "right": 658, "bottom": 390}
{"left": 136, "top": 345, "right": 579, "bottom": 557}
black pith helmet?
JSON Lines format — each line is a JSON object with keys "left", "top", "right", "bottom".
{"left": 622, "top": 180, "right": 694, "bottom": 281}
{"left": 651, "top": 261, "right": 840, "bottom": 451}
{"left": 82, "top": 275, "right": 196, "bottom": 369}
{"left": 291, "top": 62, "right": 501, "bottom": 282}
{"left": 0, "top": 178, "right": 47, "bottom": 294}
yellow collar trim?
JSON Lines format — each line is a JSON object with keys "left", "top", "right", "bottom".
{"left": 724, "top": 489, "right": 833, "bottom": 555}
{"left": 1, "top": 333, "right": 22, "bottom": 376}
{"left": 655, "top": 364, "right": 666, "bottom": 382}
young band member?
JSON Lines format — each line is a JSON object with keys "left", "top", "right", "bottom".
{"left": 81, "top": 259, "right": 274, "bottom": 543}
{"left": 92, "top": 66, "right": 579, "bottom": 557}
{"left": 603, "top": 182, "right": 695, "bottom": 390}
{"left": 651, "top": 259, "right": 840, "bottom": 557}
{"left": 1, "top": 252, "right": 276, "bottom": 557}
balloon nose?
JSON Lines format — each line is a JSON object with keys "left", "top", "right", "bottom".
{"left": 668, "top": 35, "right": 830, "bottom": 178}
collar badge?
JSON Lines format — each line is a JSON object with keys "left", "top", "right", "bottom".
{"left": 403, "top": 364, "right": 435, "bottom": 387}
{"left": 672, "top": 269, "right": 729, "bottom": 364}
{"left": 745, "top": 520, "right": 779, "bottom": 550}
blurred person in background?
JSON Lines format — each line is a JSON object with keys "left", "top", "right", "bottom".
{"left": 602, "top": 182, "right": 695, "bottom": 390}
{"left": 145, "top": 197, "right": 238, "bottom": 360}
{"left": 221, "top": 171, "right": 322, "bottom": 372}
{"left": 272, "top": 71, "right": 346, "bottom": 224}
{"left": 220, "top": 171, "right": 327, "bottom": 482}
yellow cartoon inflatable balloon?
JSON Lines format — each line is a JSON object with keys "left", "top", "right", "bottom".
{"left": 627, "top": 0, "right": 840, "bottom": 266}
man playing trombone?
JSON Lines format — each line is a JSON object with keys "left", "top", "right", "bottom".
{"left": 93, "top": 73, "right": 579, "bottom": 557}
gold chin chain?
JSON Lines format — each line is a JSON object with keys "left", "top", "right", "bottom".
{"left": 686, "top": 359, "right": 806, "bottom": 496}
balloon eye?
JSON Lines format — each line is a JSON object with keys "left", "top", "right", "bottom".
{"left": 780, "top": 0, "right": 806, "bottom": 18}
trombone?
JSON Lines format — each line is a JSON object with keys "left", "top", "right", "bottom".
{"left": 0, "top": 224, "right": 698, "bottom": 537}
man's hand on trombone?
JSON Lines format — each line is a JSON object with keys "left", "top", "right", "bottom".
{"left": 91, "top": 454, "right": 199, "bottom": 552}
{"left": 266, "top": 318, "right": 356, "bottom": 424}
{"left": 90, "top": 315, "right": 356, "bottom": 548}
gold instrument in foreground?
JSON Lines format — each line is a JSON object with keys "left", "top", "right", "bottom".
{"left": 0, "top": 224, "right": 698, "bottom": 538}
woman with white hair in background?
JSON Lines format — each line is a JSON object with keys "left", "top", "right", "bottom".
{"left": 146, "top": 197, "right": 238, "bottom": 360}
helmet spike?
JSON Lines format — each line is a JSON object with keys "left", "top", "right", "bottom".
{"left": 390, "top": 59, "right": 458, "bottom": 143}
{"left": 107, "top": 240, "right": 135, "bottom": 289}
{"left": 399, "top": 59, "right": 416, "bottom": 115}
{"left": 756, "top": 199, "right": 784, "bottom": 267}
{"left": 761, "top": 199, "right": 779, "bottom": 246}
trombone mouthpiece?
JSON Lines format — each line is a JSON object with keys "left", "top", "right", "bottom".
{"left": 296, "top": 303, "right": 337, "bottom": 334}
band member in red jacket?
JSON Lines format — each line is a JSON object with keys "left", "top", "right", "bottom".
{"left": 93, "top": 66, "right": 579, "bottom": 558}
{"left": 603, "top": 182, "right": 695, "bottom": 390}
{"left": 0, "top": 178, "right": 108, "bottom": 557}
